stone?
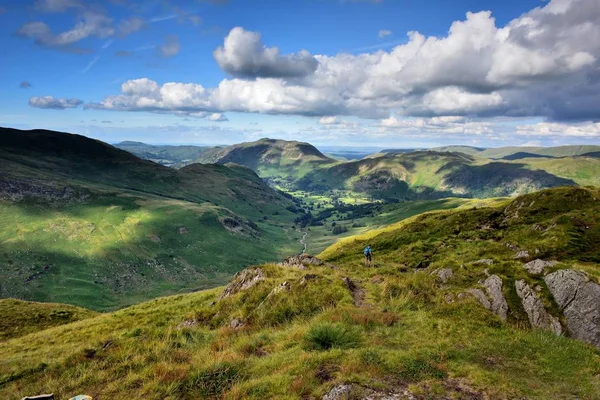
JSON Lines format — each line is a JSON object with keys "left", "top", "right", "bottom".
{"left": 299, "top": 274, "right": 319, "bottom": 285}
{"left": 514, "top": 250, "right": 530, "bottom": 259}
{"left": 470, "top": 259, "right": 493, "bottom": 266}
{"left": 21, "top": 395, "right": 54, "bottom": 400}
{"left": 229, "top": 318, "right": 245, "bottom": 330}
{"left": 433, "top": 268, "right": 453, "bottom": 284}
{"left": 218, "top": 267, "right": 264, "bottom": 300}
{"left": 483, "top": 275, "right": 509, "bottom": 321}
{"left": 469, "top": 275, "right": 509, "bottom": 320}
{"left": 523, "top": 259, "right": 557, "bottom": 275}
{"left": 444, "top": 293, "right": 455, "bottom": 304}
{"left": 322, "top": 384, "right": 406, "bottom": 400}
{"left": 515, "top": 280, "right": 562, "bottom": 334}
{"left": 278, "top": 254, "right": 324, "bottom": 270}
{"left": 545, "top": 269, "right": 600, "bottom": 349}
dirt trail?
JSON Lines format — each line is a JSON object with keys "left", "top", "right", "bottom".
{"left": 300, "top": 231, "right": 308, "bottom": 254}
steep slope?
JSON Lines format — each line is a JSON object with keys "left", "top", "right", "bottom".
{"left": 2, "top": 187, "right": 600, "bottom": 399}
{"left": 195, "top": 138, "right": 336, "bottom": 180}
{"left": 115, "top": 141, "right": 213, "bottom": 167}
{"left": 0, "top": 128, "right": 302, "bottom": 310}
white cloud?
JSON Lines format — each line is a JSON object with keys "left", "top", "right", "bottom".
{"left": 34, "top": 0, "right": 81, "bottom": 13}
{"left": 378, "top": 29, "right": 392, "bottom": 38}
{"left": 158, "top": 35, "right": 181, "bottom": 58}
{"left": 213, "top": 27, "right": 318, "bottom": 78}
{"left": 208, "top": 113, "right": 228, "bottom": 122}
{"left": 319, "top": 116, "right": 339, "bottom": 125}
{"left": 82, "top": 0, "right": 600, "bottom": 127}
{"left": 29, "top": 96, "right": 83, "bottom": 109}
{"left": 515, "top": 121, "right": 600, "bottom": 137}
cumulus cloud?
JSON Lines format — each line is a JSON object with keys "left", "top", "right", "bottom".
{"left": 515, "top": 121, "right": 600, "bottom": 137}
{"left": 20, "top": 81, "right": 32, "bottom": 89}
{"left": 158, "top": 35, "right": 181, "bottom": 58}
{"left": 85, "top": 0, "right": 600, "bottom": 125}
{"left": 213, "top": 27, "right": 318, "bottom": 78}
{"left": 29, "top": 96, "right": 84, "bottom": 109}
{"left": 378, "top": 29, "right": 392, "bottom": 38}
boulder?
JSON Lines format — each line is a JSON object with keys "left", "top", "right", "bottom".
{"left": 522, "top": 259, "right": 557, "bottom": 275}
{"left": 468, "top": 275, "right": 508, "bottom": 320}
{"left": 483, "top": 275, "right": 509, "bottom": 321}
{"left": 515, "top": 280, "right": 562, "bottom": 334}
{"left": 545, "top": 269, "right": 600, "bottom": 349}
{"left": 218, "top": 267, "right": 264, "bottom": 300}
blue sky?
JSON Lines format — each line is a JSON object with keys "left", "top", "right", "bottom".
{"left": 1, "top": 0, "right": 600, "bottom": 147}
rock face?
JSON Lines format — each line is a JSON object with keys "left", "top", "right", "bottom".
{"left": 515, "top": 280, "right": 562, "bottom": 334}
{"left": 218, "top": 267, "right": 264, "bottom": 300}
{"left": 469, "top": 275, "right": 508, "bottom": 320}
{"left": 545, "top": 269, "right": 600, "bottom": 349}
{"left": 522, "top": 259, "right": 557, "bottom": 275}
{"left": 278, "top": 254, "right": 324, "bottom": 270}
{"left": 514, "top": 250, "right": 530, "bottom": 259}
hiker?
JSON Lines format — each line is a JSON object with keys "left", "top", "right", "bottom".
{"left": 364, "top": 245, "right": 372, "bottom": 267}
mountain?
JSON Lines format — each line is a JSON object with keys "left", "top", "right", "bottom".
{"left": 298, "top": 150, "right": 595, "bottom": 199}
{"left": 423, "top": 144, "right": 600, "bottom": 159}
{"left": 114, "top": 141, "right": 213, "bottom": 167}
{"left": 194, "top": 138, "right": 336, "bottom": 181}
{"left": 0, "top": 128, "right": 302, "bottom": 310}
{"left": 2, "top": 187, "right": 599, "bottom": 399}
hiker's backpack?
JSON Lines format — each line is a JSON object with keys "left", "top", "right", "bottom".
{"left": 364, "top": 247, "right": 371, "bottom": 256}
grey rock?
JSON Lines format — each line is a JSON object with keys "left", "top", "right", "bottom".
{"left": 322, "top": 384, "right": 407, "bottom": 400}
{"left": 545, "top": 269, "right": 600, "bottom": 349}
{"left": 444, "top": 293, "right": 455, "bottom": 304}
{"left": 229, "top": 318, "right": 245, "bottom": 330}
{"left": 523, "top": 259, "right": 558, "bottom": 275}
{"left": 514, "top": 250, "right": 530, "bottom": 259}
{"left": 515, "top": 280, "right": 562, "bottom": 334}
{"left": 434, "top": 268, "right": 453, "bottom": 284}
{"left": 278, "top": 254, "right": 324, "bottom": 270}
{"left": 470, "top": 259, "right": 493, "bottom": 266}
{"left": 218, "top": 267, "right": 264, "bottom": 300}
{"left": 483, "top": 275, "right": 509, "bottom": 321}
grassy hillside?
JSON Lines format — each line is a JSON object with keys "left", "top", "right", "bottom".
{"left": 427, "top": 145, "right": 600, "bottom": 159}
{"left": 2, "top": 187, "right": 600, "bottom": 399}
{"left": 299, "top": 151, "right": 590, "bottom": 200}
{"left": 0, "top": 299, "right": 97, "bottom": 341}
{"left": 114, "top": 141, "right": 213, "bottom": 167}
{"left": 195, "top": 138, "right": 336, "bottom": 183}
{"left": 0, "top": 128, "right": 303, "bottom": 310}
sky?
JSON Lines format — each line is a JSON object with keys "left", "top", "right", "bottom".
{"left": 1, "top": 0, "right": 600, "bottom": 148}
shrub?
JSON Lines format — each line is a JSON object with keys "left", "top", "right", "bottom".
{"left": 304, "top": 323, "right": 362, "bottom": 350}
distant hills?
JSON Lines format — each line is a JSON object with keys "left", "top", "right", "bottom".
{"left": 383, "top": 144, "right": 600, "bottom": 159}
{"left": 0, "top": 128, "right": 301, "bottom": 310}
{"left": 114, "top": 141, "right": 213, "bottom": 167}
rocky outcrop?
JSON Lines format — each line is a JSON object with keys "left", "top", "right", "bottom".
{"left": 545, "top": 269, "right": 600, "bottom": 349}
{"left": 469, "top": 275, "right": 508, "bottom": 320}
{"left": 278, "top": 254, "right": 324, "bottom": 270}
{"left": 218, "top": 268, "right": 264, "bottom": 300}
{"left": 522, "top": 259, "right": 557, "bottom": 275}
{"left": 515, "top": 280, "right": 562, "bottom": 334}
{"left": 0, "top": 178, "right": 89, "bottom": 203}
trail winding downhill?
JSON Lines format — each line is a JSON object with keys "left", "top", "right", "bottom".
{"left": 300, "top": 231, "right": 308, "bottom": 254}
